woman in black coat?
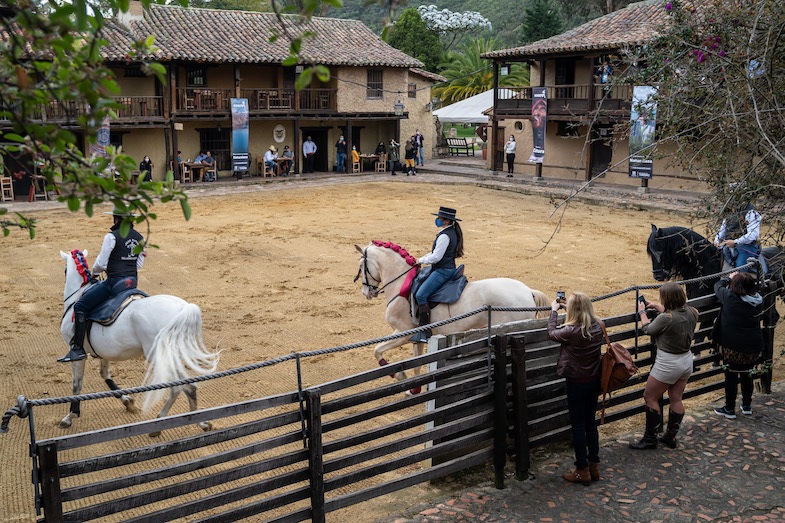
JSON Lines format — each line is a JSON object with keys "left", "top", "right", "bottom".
{"left": 712, "top": 272, "right": 763, "bottom": 418}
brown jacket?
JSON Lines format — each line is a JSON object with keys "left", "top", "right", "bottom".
{"left": 547, "top": 310, "right": 603, "bottom": 382}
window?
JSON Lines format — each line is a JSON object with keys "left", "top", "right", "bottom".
{"left": 366, "top": 70, "right": 383, "bottom": 99}
{"left": 124, "top": 66, "right": 145, "bottom": 78}
{"left": 187, "top": 66, "right": 207, "bottom": 87}
{"left": 408, "top": 83, "right": 416, "bottom": 99}
{"left": 199, "top": 127, "right": 230, "bottom": 170}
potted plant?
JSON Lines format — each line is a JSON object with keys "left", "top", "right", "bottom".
{"left": 479, "top": 140, "right": 488, "bottom": 160}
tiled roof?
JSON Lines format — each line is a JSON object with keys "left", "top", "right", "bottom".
{"left": 110, "top": 4, "right": 422, "bottom": 68}
{"left": 100, "top": 20, "right": 152, "bottom": 61}
{"left": 409, "top": 68, "right": 447, "bottom": 84}
{"left": 483, "top": 0, "right": 668, "bottom": 59}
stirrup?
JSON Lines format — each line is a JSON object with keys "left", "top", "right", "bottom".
{"left": 409, "top": 331, "right": 429, "bottom": 343}
{"left": 57, "top": 348, "right": 87, "bottom": 363}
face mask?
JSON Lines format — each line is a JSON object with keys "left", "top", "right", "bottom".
{"left": 435, "top": 218, "right": 444, "bottom": 227}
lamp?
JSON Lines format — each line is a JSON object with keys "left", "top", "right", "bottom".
{"left": 500, "top": 63, "right": 510, "bottom": 76}
{"left": 425, "top": 101, "right": 433, "bottom": 111}
{"left": 393, "top": 99, "right": 405, "bottom": 116}
{"left": 295, "top": 65, "right": 304, "bottom": 74}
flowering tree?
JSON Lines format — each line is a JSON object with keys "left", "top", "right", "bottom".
{"left": 632, "top": 0, "right": 785, "bottom": 239}
{"left": 417, "top": 5, "right": 492, "bottom": 52}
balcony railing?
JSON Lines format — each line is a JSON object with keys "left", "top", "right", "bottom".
{"left": 1, "top": 96, "right": 165, "bottom": 123}
{"left": 115, "top": 96, "right": 164, "bottom": 119}
{"left": 495, "top": 84, "right": 632, "bottom": 116}
{"left": 175, "top": 88, "right": 233, "bottom": 113}
{"left": 240, "top": 88, "right": 337, "bottom": 114}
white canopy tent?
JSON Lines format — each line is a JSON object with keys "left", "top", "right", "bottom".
{"left": 433, "top": 89, "right": 514, "bottom": 124}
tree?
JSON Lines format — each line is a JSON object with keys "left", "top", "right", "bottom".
{"left": 386, "top": 8, "right": 442, "bottom": 72}
{"left": 520, "top": 0, "right": 565, "bottom": 44}
{"left": 634, "top": 0, "right": 785, "bottom": 241}
{"left": 417, "top": 5, "right": 492, "bottom": 52}
{"left": 434, "top": 37, "right": 529, "bottom": 105}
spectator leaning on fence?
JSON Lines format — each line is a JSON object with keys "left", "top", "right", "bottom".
{"left": 712, "top": 272, "right": 763, "bottom": 419}
{"left": 547, "top": 292, "right": 603, "bottom": 486}
{"left": 631, "top": 282, "right": 698, "bottom": 450}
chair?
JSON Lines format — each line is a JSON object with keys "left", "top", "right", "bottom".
{"left": 180, "top": 164, "right": 192, "bottom": 183}
{"left": 375, "top": 154, "right": 387, "bottom": 173}
{"left": 264, "top": 165, "right": 276, "bottom": 177}
{"left": 352, "top": 161, "right": 361, "bottom": 173}
{"left": 204, "top": 159, "right": 218, "bottom": 181}
{"left": 1, "top": 176, "right": 13, "bottom": 202}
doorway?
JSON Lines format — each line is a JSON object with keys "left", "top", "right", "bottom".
{"left": 301, "top": 128, "right": 329, "bottom": 172}
{"left": 590, "top": 124, "right": 613, "bottom": 178}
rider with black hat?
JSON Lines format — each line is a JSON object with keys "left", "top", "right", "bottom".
{"left": 412, "top": 207, "right": 464, "bottom": 342}
{"left": 57, "top": 206, "right": 146, "bottom": 363}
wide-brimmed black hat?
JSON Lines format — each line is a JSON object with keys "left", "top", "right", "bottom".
{"left": 432, "top": 206, "right": 461, "bottom": 221}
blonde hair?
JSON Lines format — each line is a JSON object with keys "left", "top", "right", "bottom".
{"left": 564, "top": 292, "right": 598, "bottom": 337}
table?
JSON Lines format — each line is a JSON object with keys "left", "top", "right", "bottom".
{"left": 185, "top": 163, "right": 206, "bottom": 182}
{"left": 27, "top": 175, "right": 49, "bottom": 202}
{"left": 275, "top": 157, "right": 293, "bottom": 176}
{"left": 358, "top": 154, "right": 380, "bottom": 172}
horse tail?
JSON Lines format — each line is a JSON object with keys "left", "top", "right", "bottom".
{"left": 141, "top": 303, "right": 220, "bottom": 413}
{"left": 531, "top": 289, "right": 550, "bottom": 319}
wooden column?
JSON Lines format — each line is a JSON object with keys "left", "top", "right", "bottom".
{"left": 305, "top": 388, "right": 325, "bottom": 523}
{"left": 294, "top": 118, "right": 300, "bottom": 174}
{"left": 510, "top": 335, "right": 530, "bottom": 480}
{"left": 492, "top": 334, "right": 507, "bottom": 489}
{"left": 37, "top": 443, "right": 63, "bottom": 522}
{"left": 491, "top": 62, "right": 499, "bottom": 172}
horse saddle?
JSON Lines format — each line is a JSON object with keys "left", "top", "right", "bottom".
{"left": 409, "top": 265, "right": 468, "bottom": 311}
{"left": 87, "top": 278, "right": 148, "bottom": 326}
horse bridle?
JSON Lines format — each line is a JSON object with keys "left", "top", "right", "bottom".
{"left": 354, "top": 248, "right": 412, "bottom": 298}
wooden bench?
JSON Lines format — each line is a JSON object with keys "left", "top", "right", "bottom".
{"left": 446, "top": 137, "right": 475, "bottom": 156}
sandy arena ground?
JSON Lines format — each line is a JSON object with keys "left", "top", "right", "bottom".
{"left": 0, "top": 178, "right": 781, "bottom": 521}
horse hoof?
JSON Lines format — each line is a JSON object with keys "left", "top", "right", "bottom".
{"left": 122, "top": 396, "right": 139, "bottom": 413}
{"left": 148, "top": 431, "right": 161, "bottom": 438}
{"left": 394, "top": 371, "right": 407, "bottom": 381}
{"left": 378, "top": 358, "right": 395, "bottom": 379}
{"left": 199, "top": 421, "right": 213, "bottom": 432}
{"left": 58, "top": 419, "right": 72, "bottom": 429}
{"left": 405, "top": 387, "right": 422, "bottom": 396}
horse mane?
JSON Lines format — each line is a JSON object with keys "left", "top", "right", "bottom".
{"left": 371, "top": 240, "right": 417, "bottom": 267}
{"left": 651, "top": 226, "right": 720, "bottom": 297}
{"left": 70, "top": 249, "right": 92, "bottom": 283}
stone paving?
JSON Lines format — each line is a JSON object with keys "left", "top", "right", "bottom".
{"left": 378, "top": 382, "right": 785, "bottom": 523}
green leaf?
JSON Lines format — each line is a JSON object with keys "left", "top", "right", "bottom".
{"left": 180, "top": 199, "right": 192, "bottom": 221}
{"left": 67, "top": 196, "right": 80, "bottom": 212}
{"left": 3, "top": 133, "right": 25, "bottom": 143}
{"left": 282, "top": 55, "right": 298, "bottom": 67}
{"left": 85, "top": 201, "right": 93, "bottom": 217}
{"left": 315, "top": 65, "right": 331, "bottom": 82}
{"left": 295, "top": 68, "right": 313, "bottom": 90}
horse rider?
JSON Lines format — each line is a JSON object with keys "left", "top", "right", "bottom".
{"left": 713, "top": 199, "right": 761, "bottom": 272}
{"left": 57, "top": 207, "right": 146, "bottom": 363}
{"left": 412, "top": 207, "right": 464, "bottom": 342}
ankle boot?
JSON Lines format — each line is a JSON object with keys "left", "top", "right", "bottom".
{"left": 410, "top": 304, "right": 431, "bottom": 343}
{"left": 562, "top": 467, "right": 591, "bottom": 486}
{"left": 658, "top": 410, "right": 684, "bottom": 449}
{"left": 58, "top": 312, "right": 88, "bottom": 363}
{"left": 589, "top": 462, "right": 600, "bottom": 482}
{"left": 629, "top": 407, "right": 660, "bottom": 450}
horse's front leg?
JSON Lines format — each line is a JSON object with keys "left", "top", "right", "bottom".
{"left": 148, "top": 386, "right": 182, "bottom": 438}
{"left": 405, "top": 342, "right": 426, "bottom": 396}
{"left": 374, "top": 335, "right": 412, "bottom": 381}
{"left": 184, "top": 384, "right": 212, "bottom": 432}
{"left": 100, "top": 359, "right": 138, "bottom": 413}
{"left": 59, "top": 359, "right": 86, "bottom": 429}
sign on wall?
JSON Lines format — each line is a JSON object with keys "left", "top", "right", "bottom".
{"left": 628, "top": 86, "right": 658, "bottom": 179}
{"left": 230, "top": 98, "right": 250, "bottom": 174}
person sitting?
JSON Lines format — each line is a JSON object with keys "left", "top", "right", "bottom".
{"left": 280, "top": 145, "right": 293, "bottom": 176}
{"left": 139, "top": 155, "right": 153, "bottom": 182}
{"left": 202, "top": 151, "right": 216, "bottom": 181}
{"left": 714, "top": 199, "right": 762, "bottom": 272}
{"left": 194, "top": 151, "right": 207, "bottom": 164}
{"left": 351, "top": 145, "right": 360, "bottom": 171}
{"left": 374, "top": 141, "right": 386, "bottom": 155}
{"left": 264, "top": 145, "right": 278, "bottom": 176}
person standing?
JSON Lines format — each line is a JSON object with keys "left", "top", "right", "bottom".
{"left": 713, "top": 272, "right": 763, "bottom": 418}
{"left": 547, "top": 291, "right": 603, "bottom": 485}
{"left": 389, "top": 138, "right": 400, "bottom": 176}
{"left": 415, "top": 130, "right": 425, "bottom": 167}
{"left": 139, "top": 155, "right": 153, "bottom": 182}
{"left": 57, "top": 208, "right": 146, "bottom": 363}
{"left": 335, "top": 135, "right": 347, "bottom": 173}
{"left": 630, "top": 282, "right": 698, "bottom": 449}
{"left": 412, "top": 207, "right": 463, "bottom": 343}
{"left": 303, "top": 136, "right": 317, "bottom": 173}
{"left": 713, "top": 200, "right": 762, "bottom": 272}
{"left": 404, "top": 137, "right": 416, "bottom": 176}
{"left": 504, "top": 136, "right": 516, "bottom": 177}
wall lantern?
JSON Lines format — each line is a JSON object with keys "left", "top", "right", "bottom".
{"left": 393, "top": 99, "right": 405, "bottom": 116}
{"left": 500, "top": 63, "right": 511, "bottom": 76}
{"left": 295, "top": 65, "right": 304, "bottom": 74}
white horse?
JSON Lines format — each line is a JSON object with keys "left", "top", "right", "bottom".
{"left": 58, "top": 249, "right": 219, "bottom": 433}
{"left": 355, "top": 241, "right": 549, "bottom": 389}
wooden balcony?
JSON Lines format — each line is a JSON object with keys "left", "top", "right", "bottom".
{"left": 495, "top": 84, "right": 633, "bottom": 118}
{"left": 175, "top": 88, "right": 233, "bottom": 114}
{"left": 240, "top": 88, "right": 337, "bottom": 115}
{"left": 1, "top": 96, "right": 165, "bottom": 124}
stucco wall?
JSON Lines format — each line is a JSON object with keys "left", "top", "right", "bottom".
{"left": 122, "top": 129, "right": 169, "bottom": 180}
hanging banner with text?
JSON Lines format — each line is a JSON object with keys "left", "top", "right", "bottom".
{"left": 528, "top": 87, "right": 547, "bottom": 163}
{"left": 628, "top": 85, "right": 657, "bottom": 179}
{"left": 89, "top": 115, "right": 111, "bottom": 159}
{"left": 230, "top": 98, "right": 250, "bottom": 174}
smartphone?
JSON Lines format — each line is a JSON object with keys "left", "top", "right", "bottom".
{"left": 638, "top": 295, "right": 646, "bottom": 304}
{"left": 556, "top": 290, "right": 566, "bottom": 302}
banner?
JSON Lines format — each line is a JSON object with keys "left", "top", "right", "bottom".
{"left": 89, "top": 115, "right": 111, "bottom": 159}
{"left": 528, "top": 87, "right": 547, "bottom": 163}
{"left": 628, "top": 86, "right": 658, "bottom": 179}
{"left": 230, "top": 98, "right": 250, "bottom": 174}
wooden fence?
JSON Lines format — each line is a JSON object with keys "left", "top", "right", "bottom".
{"left": 22, "top": 283, "right": 779, "bottom": 521}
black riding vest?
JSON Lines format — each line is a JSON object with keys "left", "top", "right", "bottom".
{"left": 432, "top": 226, "right": 458, "bottom": 270}
{"left": 725, "top": 203, "right": 756, "bottom": 240}
{"left": 107, "top": 228, "right": 144, "bottom": 279}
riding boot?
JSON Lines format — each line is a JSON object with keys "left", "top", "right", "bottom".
{"left": 57, "top": 311, "right": 88, "bottom": 363}
{"left": 629, "top": 407, "right": 660, "bottom": 450}
{"left": 658, "top": 410, "right": 684, "bottom": 449}
{"left": 410, "top": 304, "right": 431, "bottom": 343}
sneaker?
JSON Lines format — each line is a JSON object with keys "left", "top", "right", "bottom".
{"left": 714, "top": 406, "right": 737, "bottom": 419}
{"left": 741, "top": 405, "right": 752, "bottom": 415}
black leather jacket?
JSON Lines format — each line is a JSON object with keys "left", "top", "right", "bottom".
{"left": 548, "top": 310, "right": 603, "bottom": 382}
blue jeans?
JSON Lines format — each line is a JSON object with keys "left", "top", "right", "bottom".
{"left": 336, "top": 152, "right": 346, "bottom": 173}
{"left": 417, "top": 145, "right": 424, "bottom": 165}
{"left": 265, "top": 160, "right": 277, "bottom": 175}
{"left": 74, "top": 277, "right": 126, "bottom": 316}
{"left": 415, "top": 268, "right": 455, "bottom": 305}
{"left": 723, "top": 243, "right": 760, "bottom": 271}
{"left": 565, "top": 378, "right": 601, "bottom": 469}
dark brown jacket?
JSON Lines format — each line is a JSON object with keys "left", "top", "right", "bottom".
{"left": 547, "top": 310, "right": 603, "bottom": 382}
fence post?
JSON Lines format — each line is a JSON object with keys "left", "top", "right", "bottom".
{"left": 510, "top": 335, "right": 530, "bottom": 481}
{"left": 37, "top": 442, "right": 64, "bottom": 522}
{"left": 492, "top": 333, "right": 507, "bottom": 490}
{"left": 760, "top": 281, "right": 777, "bottom": 394}
{"left": 305, "top": 388, "right": 325, "bottom": 523}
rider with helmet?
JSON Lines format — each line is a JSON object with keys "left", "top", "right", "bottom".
{"left": 57, "top": 207, "right": 146, "bottom": 363}
{"left": 412, "top": 207, "right": 464, "bottom": 342}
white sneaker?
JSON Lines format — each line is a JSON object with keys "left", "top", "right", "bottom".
{"left": 741, "top": 405, "right": 752, "bottom": 415}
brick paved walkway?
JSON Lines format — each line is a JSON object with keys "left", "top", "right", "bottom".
{"left": 378, "top": 382, "right": 785, "bottom": 523}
